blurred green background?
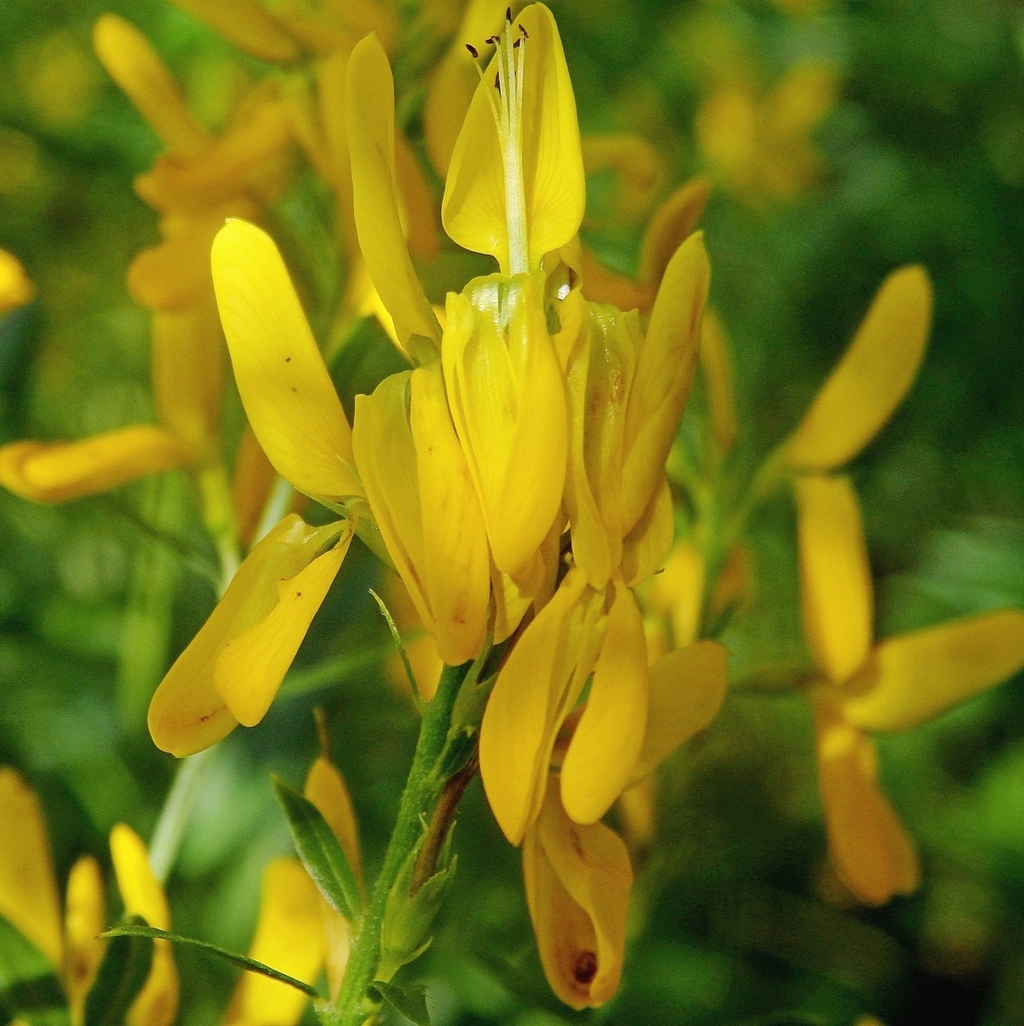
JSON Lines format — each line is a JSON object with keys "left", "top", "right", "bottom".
{"left": 2, "top": 0, "right": 1024, "bottom": 1023}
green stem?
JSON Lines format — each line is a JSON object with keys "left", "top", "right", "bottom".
{"left": 326, "top": 662, "right": 471, "bottom": 1026}
{"left": 149, "top": 746, "right": 218, "bottom": 884}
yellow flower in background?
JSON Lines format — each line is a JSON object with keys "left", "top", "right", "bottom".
{"left": 795, "top": 474, "right": 1024, "bottom": 905}
{"left": 0, "top": 248, "right": 34, "bottom": 315}
{"left": 0, "top": 767, "right": 177, "bottom": 1026}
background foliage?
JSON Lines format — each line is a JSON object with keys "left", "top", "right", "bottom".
{"left": 1, "top": 0, "right": 1023, "bottom": 1023}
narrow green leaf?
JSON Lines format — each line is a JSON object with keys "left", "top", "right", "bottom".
{"left": 0, "top": 915, "right": 69, "bottom": 1026}
{"left": 371, "top": 981, "right": 431, "bottom": 1026}
{"left": 100, "top": 924, "right": 318, "bottom": 999}
{"left": 368, "top": 588, "right": 422, "bottom": 707}
{"left": 84, "top": 915, "right": 153, "bottom": 1026}
{"left": 272, "top": 776, "right": 363, "bottom": 924}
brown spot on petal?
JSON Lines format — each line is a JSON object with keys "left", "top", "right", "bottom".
{"left": 574, "top": 951, "right": 597, "bottom": 985}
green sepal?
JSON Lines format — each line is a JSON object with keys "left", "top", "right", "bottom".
{"left": 100, "top": 923, "right": 318, "bottom": 999}
{"left": 370, "top": 980, "right": 431, "bottom": 1026}
{"left": 272, "top": 776, "right": 363, "bottom": 926}
{"left": 0, "top": 916, "right": 69, "bottom": 1026}
{"left": 84, "top": 915, "right": 153, "bottom": 1026}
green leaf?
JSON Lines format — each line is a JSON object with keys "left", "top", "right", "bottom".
{"left": 272, "top": 776, "right": 363, "bottom": 925}
{"left": 370, "top": 981, "right": 431, "bottom": 1026}
{"left": 84, "top": 915, "right": 153, "bottom": 1026}
{"left": 99, "top": 924, "right": 319, "bottom": 999}
{"left": 0, "top": 916, "right": 69, "bottom": 1026}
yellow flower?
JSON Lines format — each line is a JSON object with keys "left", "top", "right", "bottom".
{"left": 795, "top": 474, "right": 1024, "bottom": 904}
{"left": 0, "top": 248, "right": 34, "bottom": 315}
{"left": 0, "top": 767, "right": 177, "bottom": 1026}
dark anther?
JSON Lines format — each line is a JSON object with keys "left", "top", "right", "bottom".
{"left": 494, "top": 71, "right": 501, "bottom": 93}
{"left": 573, "top": 952, "right": 598, "bottom": 985}
{"left": 506, "top": 6, "right": 512, "bottom": 23}
{"left": 513, "top": 37, "right": 521, "bottom": 48}
{"left": 466, "top": 42, "right": 479, "bottom": 58}
{"left": 519, "top": 23, "right": 528, "bottom": 37}
{"left": 486, "top": 34, "right": 500, "bottom": 44}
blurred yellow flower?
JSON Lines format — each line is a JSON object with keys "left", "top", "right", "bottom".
{"left": 0, "top": 248, "right": 34, "bottom": 315}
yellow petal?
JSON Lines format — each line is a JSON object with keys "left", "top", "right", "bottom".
{"left": 93, "top": 15, "right": 209, "bottom": 157}
{"left": 575, "top": 246, "right": 651, "bottom": 312}
{"left": 223, "top": 859, "right": 323, "bottom": 1026}
{"left": 643, "top": 540, "right": 705, "bottom": 649}
{"left": 65, "top": 856, "right": 107, "bottom": 1021}
{"left": 812, "top": 696, "right": 919, "bottom": 905}
{"left": 443, "top": 3, "right": 585, "bottom": 272}
{"left": 794, "top": 474, "right": 873, "bottom": 684}
{"left": 148, "top": 516, "right": 348, "bottom": 755}
{"left": 212, "top": 219, "right": 361, "bottom": 501}
{"left": 443, "top": 273, "right": 567, "bottom": 575}
{"left": 631, "top": 640, "right": 728, "bottom": 780}
{"left": 523, "top": 784, "right": 632, "bottom": 1010}
{"left": 620, "top": 231, "right": 709, "bottom": 534}
{"left": 231, "top": 425, "right": 277, "bottom": 551}
{"left": 620, "top": 474, "right": 674, "bottom": 588}
{"left": 615, "top": 775, "right": 656, "bottom": 849}
{"left": 0, "top": 768, "right": 63, "bottom": 968}
{"left": 168, "top": 0, "right": 300, "bottom": 63}
{"left": 110, "top": 824, "right": 179, "bottom": 1026}
{"left": 843, "top": 609, "right": 1024, "bottom": 733}
{"left": 698, "top": 308, "right": 738, "bottom": 457}
{"left": 638, "top": 177, "right": 711, "bottom": 288}
{"left": 784, "top": 267, "right": 933, "bottom": 470}
{"left": 305, "top": 757, "right": 362, "bottom": 888}
{"left": 345, "top": 35, "right": 441, "bottom": 352}
{"left": 215, "top": 538, "right": 350, "bottom": 725}
{"left": 479, "top": 569, "right": 602, "bottom": 844}
{"left": 561, "top": 583, "right": 648, "bottom": 824}
{"left": 0, "top": 427, "right": 191, "bottom": 504}
{"left": 581, "top": 134, "right": 662, "bottom": 221}
{"left": 395, "top": 133, "right": 440, "bottom": 264}
{"left": 0, "top": 249, "right": 35, "bottom": 315}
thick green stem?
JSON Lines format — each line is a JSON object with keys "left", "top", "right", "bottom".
{"left": 326, "top": 662, "right": 471, "bottom": 1026}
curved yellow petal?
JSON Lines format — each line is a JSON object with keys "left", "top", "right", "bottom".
{"left": 523, "top": 784, "right": 632, "bottom": 1010}
{"left": 215, "top": 537, "right": 350, "bottom": 726}
{"left": 168, "top": 0, "right": 300, "bottom": 63}
{"left": 480, "top": 569, "right": 601, "bottom": 844}
{"left": 620, "top": 474, "right": 674, "bottom": 588}
{"left": 148, "top": 516, "right": 347, "bottom": 755}
{"left": 443, "top": 273, "right": 567, "bottom": 575}
{"left": 93, "top": 15, "right": 209, "bottom": 157}
{"left": 345, "top": 35, "right": 441, "bottom": 352}
{"left": 698, "top": 308, "right": 738, "bottom": 457}
{"left": 223, "top": 859, "right": 323, "bottom": 1026}
{"left": 620, "top": 231, "right": 709, "bottom": 534}
{"left": 576, "top": 246, "right": 651, "bottom": 312}
{"left": 794, "top": 474, "right": 873, "bottom": 684}
{"left": 0, "top": 427, "right": 190, "bottom": 504}
{"left": 0, "top": 249, "right": 35, "bottom": 315}
{"left": 305, "top": 756, "right": 362, "bottom": 888}
{"left": 110, "top": 824, "right": 179, "bottom": 1026}
{"left": 638, "top": 177, "right": 710, "bottom": 289}
{"left": 65, "top": 855, "right": 107, "bottom": 1021}
{"left": 843, "top": 609, "right": 1024, "bottom": 733}
{"left": 812, "top": 697, "right": 919, "bottom": 905}
{"left": 0, "top": 768, "right": 63, "bottom": 969}
{"left": 784, "top": 266, "right": 933, "bottom": 470}
{"left": 631, "top": 640, "right": 728, "bottom": 780}
{"left": 561, "top": 583, "right": 647, "bottom": 825}
{"left": 443, "top": 3, "right": 585, "bottom": 272}
{"left": 212, "top": 219, "right": 361, "bottom": 501}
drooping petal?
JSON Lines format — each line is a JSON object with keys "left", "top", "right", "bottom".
{"left": 620, "top": 231, "right": 709, "bottom": 534}
{"left": 93, "top": 15, "right": 209, "bottom": 157}
{"left": 523, "top": 785, "right": 632, "bottom": 1010}
{"left": 443, "top": 272, "right": 567, "bottom": 575}
{"left": 0, "top": 768, "right": 63, "bottom": 969}
{"left": 561, "top": 583, "right": 648, "bottom": 825}
{"left": 345, "top": 34, "right": 441, "bottom": 352}
{"left": 64, "top": 856, "right": 107, "bottom": 1021}
{"left": 443, "top": 3, "right": 585, "bottom": 272}
{"left": 843, "top": 609, "right": 1024, "bottom": 733}
{"left": 784, "top": 267, "right": 933, "bottom": 470}
{"left": 222, "top": 859, "right": 324, "bottom": 1026}
{"left": 110, "top": 824, "right": 179, "bottom": 1026}
{"left": 0, "top": 427, "right": 191, "bottom": 504}
{"left": 638, "top": 177, "right": 711, "bottom": 288}
{"left": 215, "top": 536, "right": 351, "bottom": 725}
{"left": 480, "top": 569, "right": 603, "bottom": 845}
{"left": 148, "top": 516, "right": 349, "bottom": 755}
{"left": 698, "top": 308, "right": 738, "bottom": 457}
{"left": 212, "top": 219, "right": 361, "bottom": 501}
{"left": 812, "top": 696, "right": 919, "bottom": 905}
{"left": 794, "top": 474, "right": 873, "bottom": 685}
{"left": 168, "top": 0, "right": 300, "bottom": 63}
{"left": 0, "top": 248, "right": 35, "bottom": 315}
{"left": 631, "top": 640, "right": 728, "bottom": 780}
